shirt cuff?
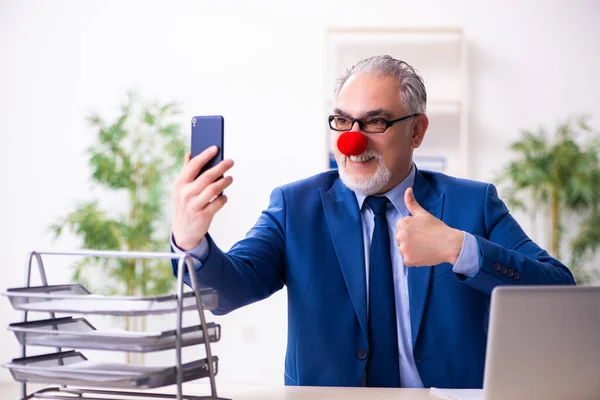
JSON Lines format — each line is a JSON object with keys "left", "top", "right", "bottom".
{"left": 170, "top": 234, "right": 210, "bottom": 265}
{"left": 451, "top": 231, "right": 480, "bottom": 278}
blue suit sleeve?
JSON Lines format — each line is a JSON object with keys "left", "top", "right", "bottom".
{"left": 458, "top": 184, "right": 575, "bottom": 294}
{"left": 451, "top": 232, "right": 479, "bottom": 278}
{"left": 171, "top": 187, "right": 287, "bottom": 315}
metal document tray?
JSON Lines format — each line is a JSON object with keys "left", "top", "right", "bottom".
{"left": 4, "top": 284, "right": 218, "bottom": 315}
{"left": 4, "top": 350, "right": 219, "bottom": 389}
{"left": 9, "top": 317, "right": 221, "bottom": 352}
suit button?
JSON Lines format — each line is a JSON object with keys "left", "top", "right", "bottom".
{"left": 513, "top": 272, "right": 521, "bottom": 280}
{"left": 500, "top": 266, "right": 507, "bottom": 274}
{"left": 357, "top": 349, "right": 368, "bottom": 360}
{"left": 507, "top": 269, "right": 514, "bottom": 277}
{"left": 493, "top": 263, "right": 501, "bottom": 271}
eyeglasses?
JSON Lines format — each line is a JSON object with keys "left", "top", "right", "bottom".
{"left": 328, "top": 113, "right": 420, "bottom": 134}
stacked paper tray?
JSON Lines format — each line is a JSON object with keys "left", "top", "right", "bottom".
{"left": 9, "top": 317, "right": 221, "bottom": 352}
{"left": 3, "top": 284, "right": 218, "bottom": 315}
{"left": 4, "top": 350, "right": 218, "bottom": 389}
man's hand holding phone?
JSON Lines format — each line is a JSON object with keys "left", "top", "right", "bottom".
{"left": 171, "top": 146, "right": 234, "bottom": 251}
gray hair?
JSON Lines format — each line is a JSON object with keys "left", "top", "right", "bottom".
{"left": 333, "top": 55, "right": 427, "bottom": 114}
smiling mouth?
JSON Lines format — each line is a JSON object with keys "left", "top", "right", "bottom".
{"left": 348, "top": 154, "right": 375, "bottom": 162}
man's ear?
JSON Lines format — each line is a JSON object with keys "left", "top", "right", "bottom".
{"left": 411, "top": 114, "right": 429, "bottom": 148}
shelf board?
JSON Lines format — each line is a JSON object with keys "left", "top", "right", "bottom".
{"left": 326, "top": 28, "right": 463, "bottom": 46}
{"left": 427, "top": 100, "right": 462, "bottom": 115}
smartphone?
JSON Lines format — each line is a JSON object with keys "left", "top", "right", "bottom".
{"left": 191, "top": 115, "right": 224, "bottom": 177}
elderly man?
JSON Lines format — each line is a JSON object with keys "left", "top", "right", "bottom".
{"left": 170, "top": 55, "right": 575, "bottom": 389}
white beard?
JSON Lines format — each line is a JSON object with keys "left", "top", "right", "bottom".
{"left": 338, "top": 150, "right": 392, "bottom": 195}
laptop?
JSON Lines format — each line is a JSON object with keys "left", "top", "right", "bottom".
{"left": 431, "top": 285, "right": 600, "bottom": 400}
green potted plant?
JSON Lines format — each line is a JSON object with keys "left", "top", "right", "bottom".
{"left": 50, "top": 91, "right": 186, "bottom": 361}
{"left": 496, "top": 116, "right": 600, "bottom": 284}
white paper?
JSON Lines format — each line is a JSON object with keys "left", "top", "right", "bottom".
{"left": 12, "top": 360, "right": 165, "bottom": 382}
{"left": 429, "top": 387, "right": 484, "bottom": 400}
{"left": 64, "top": 360, "right": 163, "bottom": 374}
{"left": 17, "top": 296, "right": 199, "bottom": 314}
{"left": 28, "top": 329, "right": 204, "bottom": 346}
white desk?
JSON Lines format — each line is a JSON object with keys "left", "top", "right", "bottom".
{"left": 180, "top": 383, "right": 436, "bottom": 399}
{"left": 0, "top": 382, "right": 440, "bottom": 399}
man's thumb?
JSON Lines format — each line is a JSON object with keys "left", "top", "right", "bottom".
{"left": 405, "top": 187, "right": 427, "bottom": 216}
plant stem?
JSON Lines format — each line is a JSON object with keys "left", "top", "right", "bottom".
{"left": 140, "top": 315, "right": 147, "bottom": 365}
{"left": 125, "top": 315, "right": 132, "bottom": 364}
{"left": 551, "top": 188, "right": 560, "bottom": 260}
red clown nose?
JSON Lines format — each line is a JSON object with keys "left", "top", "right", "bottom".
{"left": 337, "top": 131, "right": 367, "bottom": 156}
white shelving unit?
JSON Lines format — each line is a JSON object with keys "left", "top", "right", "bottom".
{"left": 324, "top": 27, "right": 470, "bottom": 179}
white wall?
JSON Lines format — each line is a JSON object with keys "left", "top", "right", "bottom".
{"left": 1, "top": 0, "right": 599, "bottom": 386}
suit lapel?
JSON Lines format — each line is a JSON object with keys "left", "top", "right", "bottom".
{"left": 320, "top": 178, "right": 368, "bottom": 338}
{"left": 408, "top": 169, "right": 444, "bottom": 348}
{"left": 320, "top": 170, "right": 444, "bottom": 347}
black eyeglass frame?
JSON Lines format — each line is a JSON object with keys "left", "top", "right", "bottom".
{"left": 328, "top": 113, "right": 421, "bottom": 134}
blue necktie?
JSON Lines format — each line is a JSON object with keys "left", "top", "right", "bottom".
{"left": 365, "top": 195, "right": 401, "bottom": 387}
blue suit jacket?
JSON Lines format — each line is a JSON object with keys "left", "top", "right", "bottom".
{"left": 172, "top": 168, "right": 575, "bottom": 388}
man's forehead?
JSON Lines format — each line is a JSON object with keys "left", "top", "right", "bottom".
{"left": 335, "top": 88, "right": 404, "bottom": 117}
{"left": 336, "top": 74, "right": 403, "bottom": 110}
{"left": 333, "top": 107, "right": 396, "bottom": 119}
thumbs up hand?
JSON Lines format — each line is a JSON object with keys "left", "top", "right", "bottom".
{"left": 396, "top": 188, "right": 464, "bottom": 267}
